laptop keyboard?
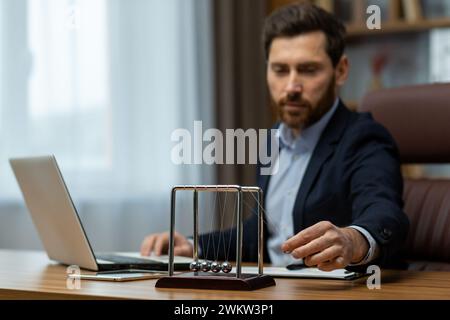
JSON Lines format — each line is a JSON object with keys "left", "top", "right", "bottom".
{"left": 97, "top": 254, "right": 163, "bottom": 265}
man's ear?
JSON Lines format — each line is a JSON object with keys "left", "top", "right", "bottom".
{"left": 335, "top": 55, "right": 349, "bottom": 86}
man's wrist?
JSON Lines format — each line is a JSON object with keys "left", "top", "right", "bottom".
{"left": 343, "top": 227, "right": 369, "bottom": 264}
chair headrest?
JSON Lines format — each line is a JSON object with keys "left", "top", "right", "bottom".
{"left": 359, "top": 83, "right": 450, "bottom": 164}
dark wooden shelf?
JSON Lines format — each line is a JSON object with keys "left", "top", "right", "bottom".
{"left": 346, "top": 18, "right": 450, "bottom": 39}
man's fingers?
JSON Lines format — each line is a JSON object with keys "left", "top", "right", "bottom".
{"left": 291, "top": 235, "right": 332, "bottom": 260}
{"left": 140, "top": 235, "right": 157, "bottom": 256}
{"left": 173, "top": 246, "right": 185, "bottom": 256}
{"left": 317, "top": 256, "right": 346, "bottom": 272}
{"left": 304, "top": 245, "right": 341, "bottom": 266}
{"left": 140, "top": 236, "right": 150, "bottom": 256}
{"left": 173, "top": 231, "right": 187, "bottom": 245}
{"left": 174, "top": 243, "right": 193, "bottom": 257}
{"left": 153, "top": 233, "right": 169, "bottom": 256}
{"left": 282, "top": 221, "right": 334, "bottom": 253}
{"left": 141, "top": 231, "right": 190, "bottom": 257}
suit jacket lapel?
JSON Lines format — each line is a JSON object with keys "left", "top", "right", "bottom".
{"left": 259, "top": 174, "right": 271, "bottom": 200}
{"left": 292, "top": 102, "right": 352, "bottom": 233}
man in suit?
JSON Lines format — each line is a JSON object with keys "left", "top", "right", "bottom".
{"left": 140, "top": 3, "right": 409, "bottom": 271}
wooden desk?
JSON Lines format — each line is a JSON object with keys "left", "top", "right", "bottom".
{"left": 0, "top": 250, "right": 449, "bottom": 300}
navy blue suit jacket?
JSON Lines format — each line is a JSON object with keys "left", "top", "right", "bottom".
{"left": 199, "top": 102, "right": 409, "bottom": 268}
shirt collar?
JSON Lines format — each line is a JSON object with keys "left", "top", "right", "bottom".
{"left": 278, "top": 98, "right": 340, "bottom": 152}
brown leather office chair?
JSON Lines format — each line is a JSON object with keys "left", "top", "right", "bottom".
{"left": 359, "top": 83, "right": 450, "bottom": 271}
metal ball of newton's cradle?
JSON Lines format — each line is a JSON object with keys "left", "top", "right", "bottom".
{"left": 210, "top": 261, "right": 221, "bottom": 273}
{"left": 201, "top": 260, "right": 211, "bottom": 272}
{"left": 221, "top": 261, "right": 232, "bottom": 273}
{"left": 189, "top": 260, "right": 201, "bottom": 272}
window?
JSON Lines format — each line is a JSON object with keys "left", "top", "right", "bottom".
{"left": 0, "top": 0, "right": 214, "bottom": 250}
{"left": 27, "top": 0, "right": 111, "bottom": 171}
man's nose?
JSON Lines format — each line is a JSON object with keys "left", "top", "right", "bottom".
{"left": 285, "top": 73, "right": 303, "bottom": 93}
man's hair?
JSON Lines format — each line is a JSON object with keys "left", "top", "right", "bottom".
{"left": 263, "top": 3, "right": 346, "bottom": 67}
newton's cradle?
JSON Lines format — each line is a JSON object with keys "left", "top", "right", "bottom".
{"left": 155, "top": 185, "right": 276, "bottom": 291}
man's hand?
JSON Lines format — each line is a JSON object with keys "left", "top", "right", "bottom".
{"left": 281, "top": 221, "right": 369, "bottom": 271}
{"left": 140, "top": 231, "right": 193, "bottom": 257}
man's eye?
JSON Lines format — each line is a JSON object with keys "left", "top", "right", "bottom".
{"left": 301, "top": 68, "right": 316, "bottom": 73}
{"left": 301, "top": 67, "right": 317, "bottom": 74}
{"left": 272, "top": 66, "right": 288, "bottom": 75}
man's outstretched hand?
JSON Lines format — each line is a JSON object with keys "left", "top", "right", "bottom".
{"left": 140, "top": 231, "right": 193, "bottom": 257}
{"left": 281, "top": 221, "right": 369, "bottom": 271}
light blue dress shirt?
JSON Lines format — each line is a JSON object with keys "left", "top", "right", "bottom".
{"left": 265, "top": 98, "right": 379, "bottom": 267}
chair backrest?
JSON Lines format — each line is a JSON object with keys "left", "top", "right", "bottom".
{"left": 359, "top": 84, "right": 450, "bottom": 270}
{"left": 359, "top": 83, "right": 450, "bottom": 164}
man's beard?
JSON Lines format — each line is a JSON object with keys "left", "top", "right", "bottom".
{"left": 277, "top": 76, "right": 336, "bottom": 131}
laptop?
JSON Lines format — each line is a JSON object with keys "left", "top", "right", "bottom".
{"left": 9, "top": 155, "right": 191, "bottom": 272}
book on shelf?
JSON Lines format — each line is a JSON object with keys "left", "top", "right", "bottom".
{"left": 314, "top": 0, "right": 333, "bottom": 13}
{"left": 389, "top": 0, "right": 402, "bottom": 21}
{"left": 402, "top": 0, "right": 423, "bottom": 22}
{"left": 429, "top": 28, "right": 450, "bottom": 83}
{"left": 351, "top": 0, "right": 366, "bottom": 25}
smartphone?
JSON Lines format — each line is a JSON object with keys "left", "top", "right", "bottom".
{"left": 68, "top": 272, "right": 165, "bottom": 282}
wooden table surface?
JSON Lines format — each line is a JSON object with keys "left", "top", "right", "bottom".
{"left": 0, "top": 250, "right": 449, "bottom": 300}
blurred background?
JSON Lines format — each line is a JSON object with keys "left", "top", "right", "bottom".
{"left": 0, "top": 0, "right": 449, "bottom": 252}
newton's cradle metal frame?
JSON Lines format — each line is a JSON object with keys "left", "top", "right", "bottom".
{"left": 155, "top": 185, "right": 276, "bottom": 290}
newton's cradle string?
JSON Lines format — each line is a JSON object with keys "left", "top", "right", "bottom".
{"left": 189, "top": 190, "right": 284, "bottom": 274}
